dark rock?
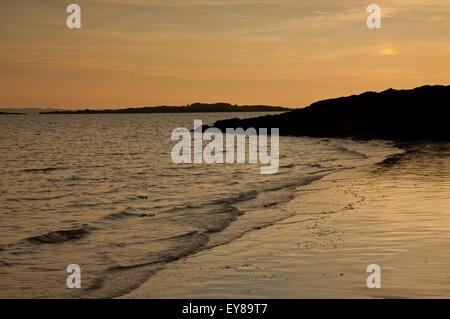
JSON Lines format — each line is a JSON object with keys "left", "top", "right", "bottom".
{"left": 212, "top": 85, "right": 450, "bottom": 141}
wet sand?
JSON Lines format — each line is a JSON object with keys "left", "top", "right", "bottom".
{"left": 123, "top": 143, "right": 450, "bottom": 298}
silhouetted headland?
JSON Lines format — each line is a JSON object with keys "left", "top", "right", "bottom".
{"left": 211, "top": 85, "right": 450, "bottom": 141}
{"left": 40, "top": 103, "right": 289, "bottom": 114}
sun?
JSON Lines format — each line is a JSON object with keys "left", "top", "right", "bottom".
{"left": 381, "top": 48, "right": 399, "bottom": 56}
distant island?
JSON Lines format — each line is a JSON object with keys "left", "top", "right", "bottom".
{"left": 0, "top": 108, "right": 66, "bottom": 114}
{"left": 39, "top": 103, "right": 289, "bottom": 114}
{"left": 0, "top": 111, "right": 23, "bottom": 115}
{"left": 211, "top": 85, "right": 450, "bottom": 141}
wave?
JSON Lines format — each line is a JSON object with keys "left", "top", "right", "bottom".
{"left": 26, "top": 224, "right": 92, "bottom": 244}
{"left": 279, "top": 163, "right": 296, "bottom": 169}
{"left": 154, "top": 230, "right": 200, "bottom": 242}
{"left": 22, "top": 167, "right": 67, "bottom": 173}
{"left": 81, "top": 232, "right": 211, "bottom": 298}
{"left": 264, "top": 174, "right": 324, "bottom": 193}
{"left": 102, "top": 210, "right": 137, "bottom": 220}
{"left": 376, "top": 149, "right": 415, "bottom": 168}
{"left": 215, "top": 190, "right": 259, "bottom": 205}
{"left": 6, "top": 194, "right": 70, "bottom": 202}
{"left": 334, "top": 146, "right": 369, "bottom": 159}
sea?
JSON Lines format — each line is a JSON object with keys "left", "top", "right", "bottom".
{"left": 0, "top": 112, "right": 402, "bottom": 298}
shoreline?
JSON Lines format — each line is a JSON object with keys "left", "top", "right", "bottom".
{"left": 122, "top": 142, "right": 450, "bottom": 298}
{"left": 120, "top": 165, "right": 375, "bottom": 298}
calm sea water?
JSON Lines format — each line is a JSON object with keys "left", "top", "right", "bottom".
{"left": 0, "top": 113, "right": 401, "bottom": 298}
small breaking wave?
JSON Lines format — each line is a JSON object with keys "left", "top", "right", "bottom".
{"left": 334, "top": 146, "right": 369, "bottom": 159}
{"left": 26, "top": 224, "right": 92, "bottom": 244}
{"left": 215, "top": 190, "right": 259, "bottom": 205}
{"left": 22, "top": 167, "right": 67, "bottom": 173}
{"left": 102, "top": 210, "right": 137, "bottom": 220}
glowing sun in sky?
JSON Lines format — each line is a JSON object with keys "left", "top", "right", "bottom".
{"left": 381, "top": 48, "right": 399, "bottom": 56}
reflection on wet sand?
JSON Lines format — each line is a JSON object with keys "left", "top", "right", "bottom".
{"left": 124, "top": 142, "right": 450, "bottom": 299}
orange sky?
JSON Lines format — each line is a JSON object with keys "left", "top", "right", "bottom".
{"left": 1, "top": 0, "right": 449, "bottom": 109}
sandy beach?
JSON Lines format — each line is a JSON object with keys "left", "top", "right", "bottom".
{"left": 124, "top": 143, "right": 450, "bottom": 299}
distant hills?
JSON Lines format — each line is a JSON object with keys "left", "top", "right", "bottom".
{"left": 0, "top": 108, "right": 63, "bottom": 114}
{"left": 211, "top": 85, "right": 450, "bottom": 141}
{"left": 38, "top": 103, "right": 289, "bottom": 114}
{"left": 0, "top": 111, "right": 24, "bottom": 115}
